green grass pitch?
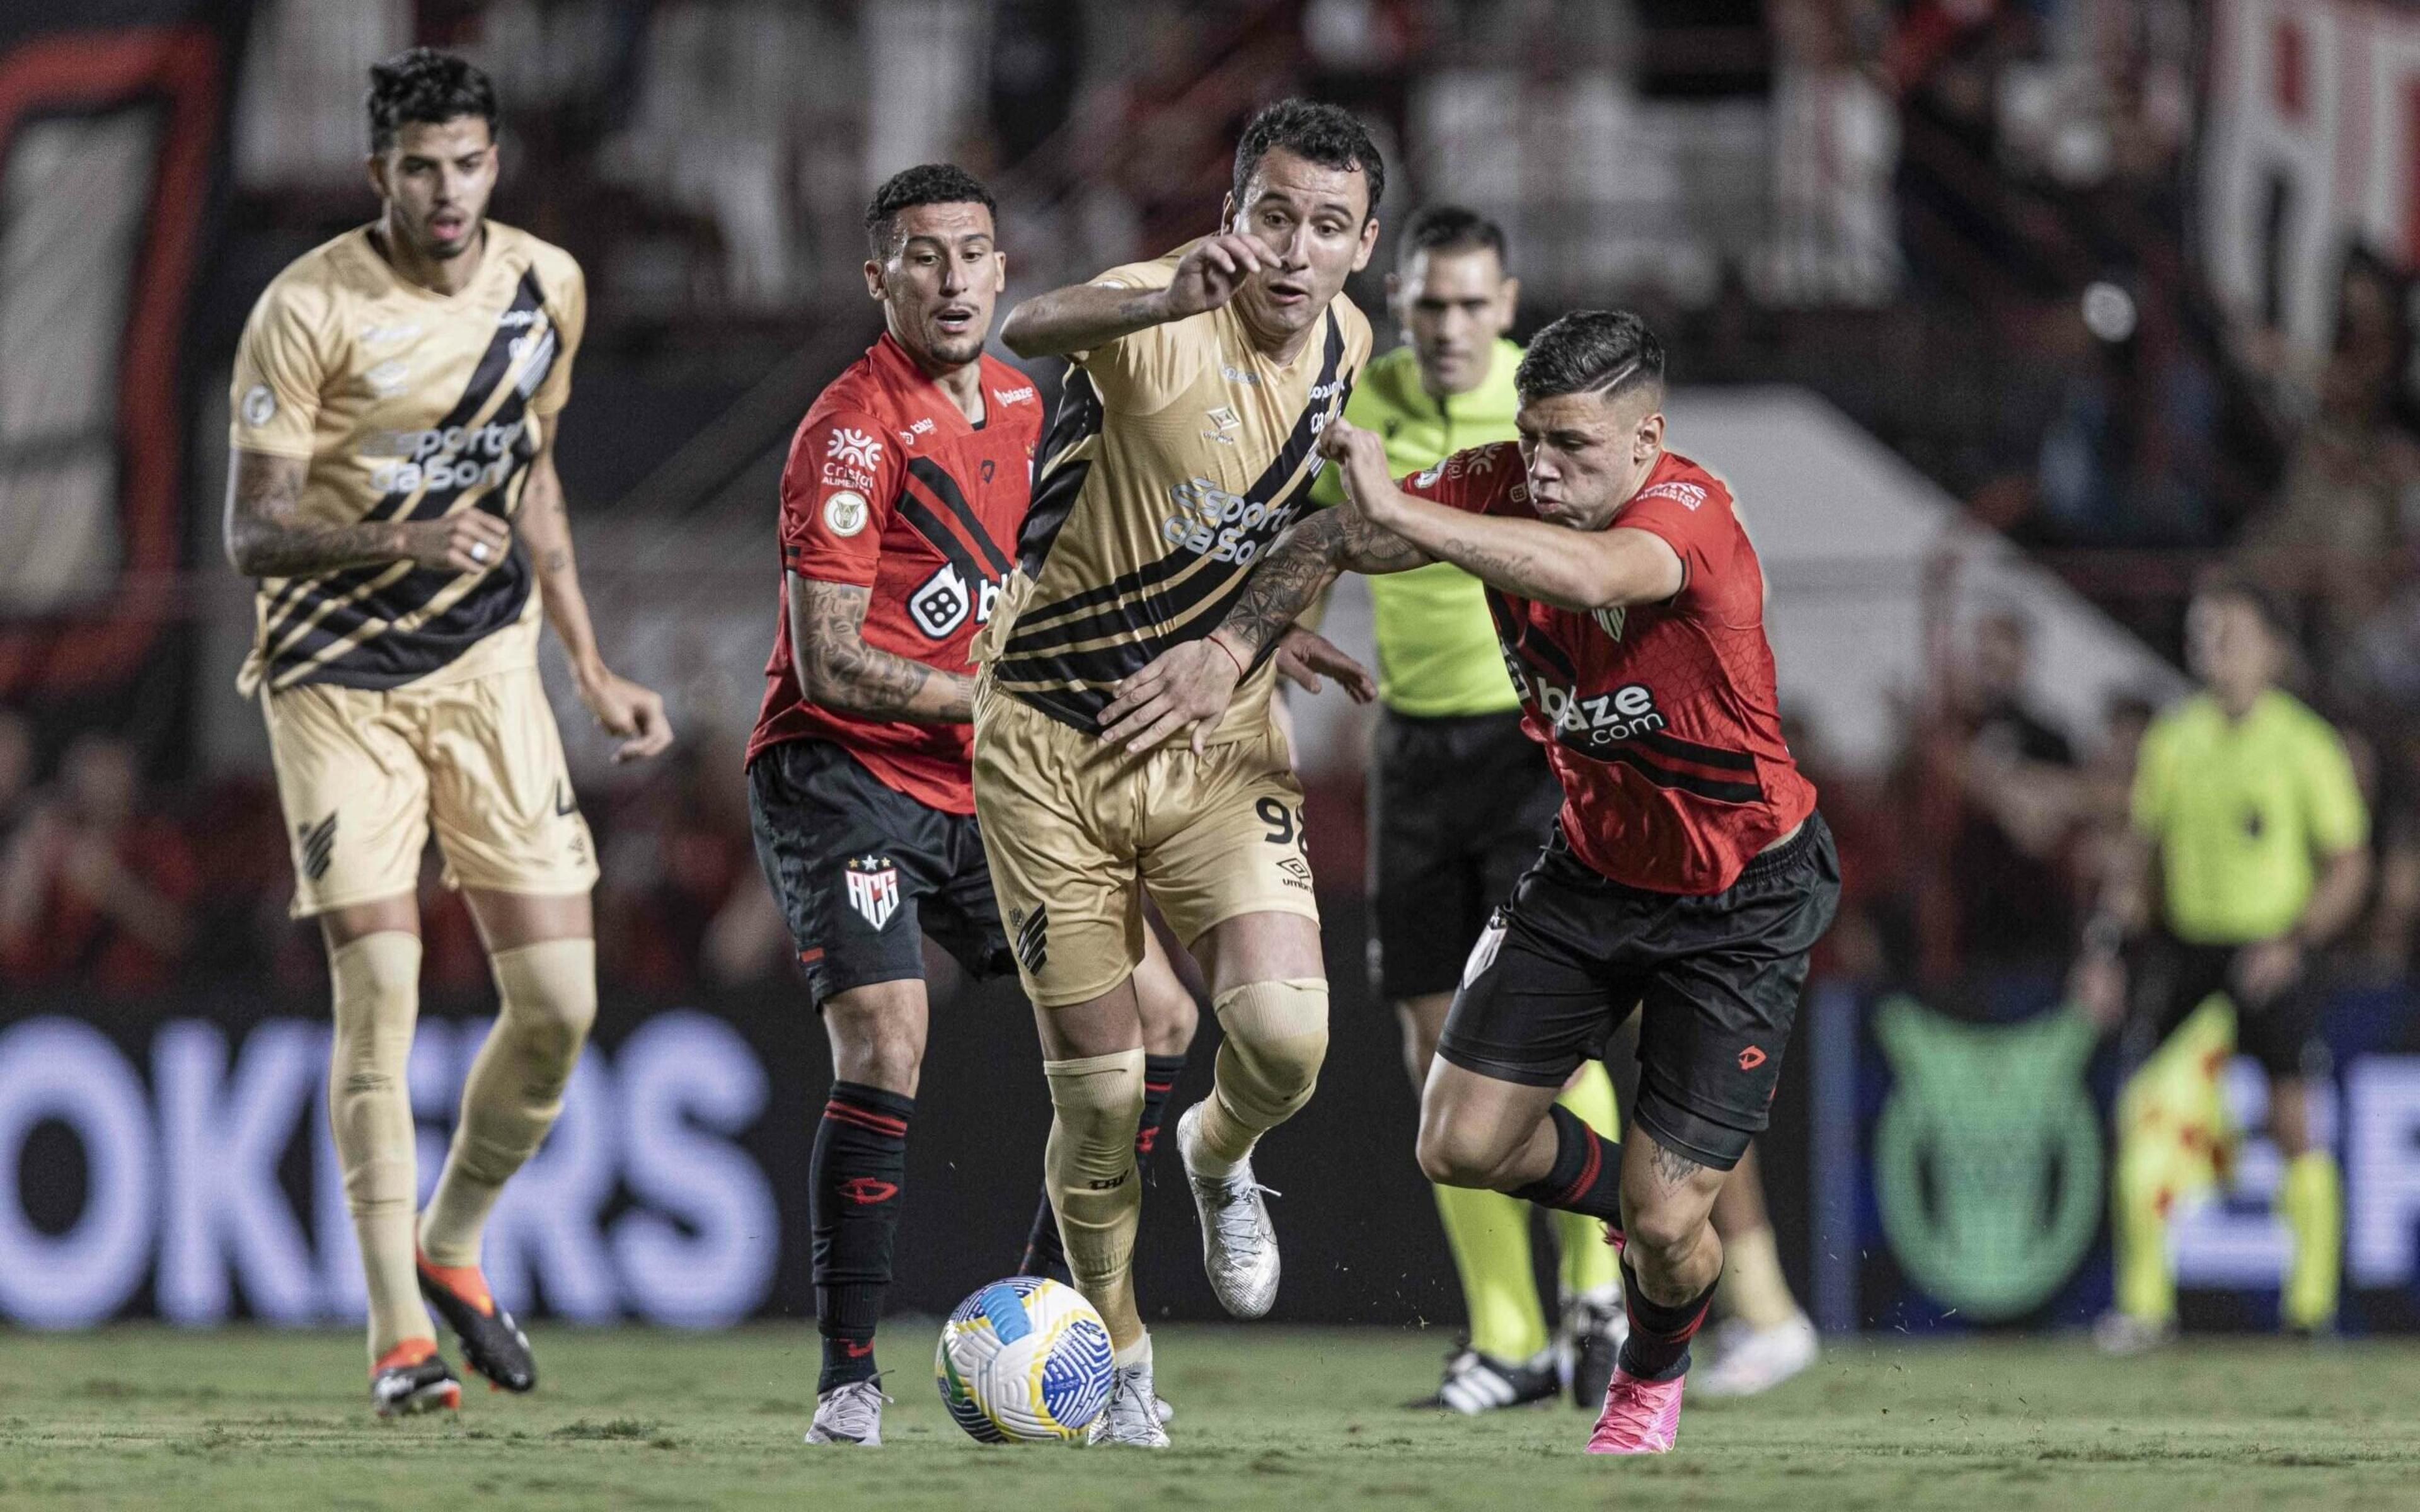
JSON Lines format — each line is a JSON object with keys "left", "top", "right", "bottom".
{"left": 2, "top": 1324, "right": 2416, "bottom": 1510}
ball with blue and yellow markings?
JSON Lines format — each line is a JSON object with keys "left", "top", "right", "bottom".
{"left": 933, "top": 1275, "right": 1115, "bottom": 1442}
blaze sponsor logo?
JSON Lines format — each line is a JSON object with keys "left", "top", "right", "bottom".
{"left": 844, "top": 855, "right": 899, "bottom": 929}
{"left": 907, "top": 562, "right": 1003, "bottom": 639}
{"left": 822, "top": 490, "right": 870, "bottom": 537}
{"left": 1636, "top": 479, "right": 1707, "bottom": 511}
{"left": 1501, "top": 659, "right": 1669, "bottom": 750}
{"left": 828, "top": 427, "right": 884, "bottom": 470}
{"left": 895, "top": 417, "right": 935, "bottom": 447}
{"left": 993, "top": 385, "right": 1036, "bottom": 406}
{"left": 838, "top": 1178, "right": 899, "bottom": 1205}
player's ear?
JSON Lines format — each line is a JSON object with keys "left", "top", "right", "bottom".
{"left": 1495, "top": 276, "right": 1521, "bottom": 328}
{"left": 1351, "top": 215, "right": 1380, "bottom": 273}
{"left": 364, "top": 152, "right": 389, "bottom": 202}
{"left": 1635, "top": 409, "right": 1665, "bottom": 462}
{"left": 992, "top": 249, "right": 1008, "bottom": 293}
{"left": 1220, "top": 191, "right": 1236, "bottom": 232}
{"left": 863, "top": 258, "right": 885, "bottom": 302}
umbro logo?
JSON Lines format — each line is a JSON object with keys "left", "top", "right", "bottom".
{"left": 298, "top": 813, "right": 337, "bottom": 881}
{"left": 1014, "top": 905, "right": 1048, "bottom": 975}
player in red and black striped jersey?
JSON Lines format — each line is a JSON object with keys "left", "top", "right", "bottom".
{"left": 745, "top": 165, "right": 1212, "bottom": 1448}
{"left": 1100, "top": 311, "right": 1838, "bottom": 1455}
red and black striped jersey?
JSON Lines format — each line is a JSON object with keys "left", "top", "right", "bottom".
{"left": 749, "top": 334, "right": 1043, "bottom": 813}
{"left": 1400, "top": 444, "right": 1816, "bottom": 895}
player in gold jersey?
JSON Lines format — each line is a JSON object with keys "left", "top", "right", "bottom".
{"left": 222, "top": 50, "right": 670, "bottom": 1416}
{"left": 983, "top": 100, "right": 1379, "bottom": 1445}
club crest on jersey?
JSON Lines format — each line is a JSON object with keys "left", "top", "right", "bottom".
{"left": 908, "top": 562, "right": 1001, "bottom": 639}
{"left": 828, "top": 427, "right": 884, "bottom": 470}
{"left": 844, "top": 855, "right": 900, "bottom": 930}
{"left": 1593, "top": 606, "right": 1627, "bottom": 641}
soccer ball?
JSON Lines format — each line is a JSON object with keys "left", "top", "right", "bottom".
{"left": 933, "top": 1275, "right": 1115, "bottom": 1442}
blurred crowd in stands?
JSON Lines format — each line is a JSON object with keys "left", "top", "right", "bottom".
{"left": 18, "top": 0, "right": 2420, "bottom": 1009}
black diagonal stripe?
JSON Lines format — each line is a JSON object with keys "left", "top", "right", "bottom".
{"left": 1632, "top": 728, "right": 1759, "bottom": 773}
{"left": 906, "top": 458, "right": 1011, "bottom": 576}
{"left": 1004, "top": 310, "right": 1349, "bottom": 659}
{"left": 1017, "top": 370, "right": 1104, "bottom": 577}
{"left": 896, "top": 492, "right": 989, "bottom": 590}
{"left": 256, "top": 270, "right": 553, "bottom": 626}
{"left": 299, "top": 812, "right": 337, "bottom": 881}
{"left": 1484, "top": 587, "right": 1577, "bottom": 684}
{"left": 288, "top": 554, "right": 533, "bottom": 690}
{"left": 997, "top": 309, "right": 1345, "bottom": 643}
{"left": 1579, "top": 742, "right": 1765, "bottom": 804}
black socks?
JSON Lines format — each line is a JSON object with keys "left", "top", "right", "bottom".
{"left": 813, "top": 1082, "right": 912, "bottom": 1392}
{"left": 1508, "top": 1102, "right": 1626, "bottom": 1224}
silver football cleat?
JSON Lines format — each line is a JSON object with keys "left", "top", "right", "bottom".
{"left": 805, "top": 1378, "right": 888, "bottom": 1445}
{"left": 1175, "top": 1102, "right": 1282, "bottom": 1320}
{"left": 1088, "top": 1357, "right": 1171, "bottom": 1447}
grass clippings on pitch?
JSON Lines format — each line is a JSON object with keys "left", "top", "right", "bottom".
{"left": 1, "top": 1324, "right": 2416, "bottom": 1511}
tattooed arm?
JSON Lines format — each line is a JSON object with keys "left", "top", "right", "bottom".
{"left": 1093, "top": 469, "right": 1426, "bottom": 753}
{"left": 788, "top": 573, "right": 974, "bottom": 723}
{"left": 518, "top": 438, "right": 673, "bottom": 762}
{"left": 1327, "top": 419, "right": 1683, "bottom": 612}
{"left": 223, "top": 449, "right": 507, "bottom": 577}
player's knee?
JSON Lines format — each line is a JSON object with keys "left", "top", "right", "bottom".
{"left": 491, "top": 939, "right": 598, "bottom": 1067}
{"left": 1212, "top": 978, "right": 1328, "bottom": 1121}
{"left": 1044, "top": 1049, "right": 1147, "bottom": 1175}
{"left": 1618, "top": 1191, "right": 1709, "bottom": 1266}
{"left": 1413, "top": 1118, "right": 1512, "bottom": 1189}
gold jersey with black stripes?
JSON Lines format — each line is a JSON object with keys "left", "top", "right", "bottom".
{"left": 228, "top": 222, "right": 585, "bottom": 696}
{"left": 975, "top": 244, "right": 1372, "bottom": 739}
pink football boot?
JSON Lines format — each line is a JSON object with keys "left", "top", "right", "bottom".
{"left": 1585, "top": 1364, "right": 1685, "bottom": 1455}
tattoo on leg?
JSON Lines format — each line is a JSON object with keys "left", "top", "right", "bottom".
{"left": 1651, "top": 1141, "right": 1705, "bottom": 1191}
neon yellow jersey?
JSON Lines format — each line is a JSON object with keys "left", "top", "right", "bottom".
{"left": 2131, "top": 689, "right": 2368, "bottom": 944}
{"left": 1308, "top": 338, "right": 1523, "bottom": 717}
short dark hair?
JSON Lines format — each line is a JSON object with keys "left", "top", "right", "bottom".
{"left": 367, "top": 48, "right": 497, "bottom": 154}
{"left": 2194, "top": 575, "right": 2293, "bottom": 639}
{"left": 1231, "top": 99, "right": 1385, "bottom": 222}
{"left": 865, "top": 163, "right": 998, "bottom": 258}
{"left": 1516, "top": 311, "right": 1666, "bottom": 404}
{"left": 1398, "top": 205, "right": 1506, "bottom": 269}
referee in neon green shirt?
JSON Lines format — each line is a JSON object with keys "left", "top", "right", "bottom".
{"left": 1308, "top": 207, "right": 1628, "bottom": 1412}
{"left": 2080, "top": 580, "right": 2370, "bottom": 1348}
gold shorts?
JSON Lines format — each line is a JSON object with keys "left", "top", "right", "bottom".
{"left": 262, "top": 664, "right": 598, "bottom": 918}
{"left": 971, "top": 677, "right": 1320, "bottom": 1008}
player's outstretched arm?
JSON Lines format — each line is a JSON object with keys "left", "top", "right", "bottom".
{"left": 517, "top": 443, "right": 674, "bottom": 763}
{"left": 788, "top": 573, "right": 975, "bottom": 724}
{"left": 1325, "top": 420, "right": 1683, "bottom": 613}
{"left": 1000, "top": 235, "right": 1270, "bottom": 357}
{"left": 223, "top": 449, "right": 509, "bottom": 578}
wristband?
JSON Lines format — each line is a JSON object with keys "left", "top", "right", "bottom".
{"left": 1207, "top": 633, "right": 1248, "bottom": 679}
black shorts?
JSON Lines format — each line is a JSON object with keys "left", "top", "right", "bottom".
{"left": 1438, "top": 813, "right": 1840, "bottom": 1171}
{"left": 2124, "top": 931, "right": 2324, "bottom": 1080}
{"left": 747, "top": 738, "right": 1012, "bottom": 1007}
{"left": 1369, "top": 708, "right": 1564, "bottom": 1002}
